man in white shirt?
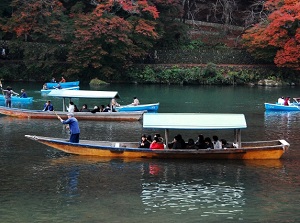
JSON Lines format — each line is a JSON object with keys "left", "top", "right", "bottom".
{"left": 277, "top": 96, "right": 284, "bottom": 105}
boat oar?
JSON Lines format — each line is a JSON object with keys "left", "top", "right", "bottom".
{"left": 53, "top": 110, "right": 61, "bottom": 120}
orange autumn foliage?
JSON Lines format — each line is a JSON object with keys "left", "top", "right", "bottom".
{"left": 242, "top": 0, "right": 300, "bottom": 70}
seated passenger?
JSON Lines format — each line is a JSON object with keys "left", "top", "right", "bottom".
{"left": 204, "top": 137, "right": 213, "bottom": 149}
{"left": 55, "top": 83, "right": 62, "bottom": 89}
{"left": 221, "top": 139, "right": 230, "bottom": 149}
{"left": 100, "top": 105, "right": 105, "bottom": 112}
{"left": 66, "top": 101, "right": 75, "bottom": 112}
{"left": 80, "top": 104, "right": 90, "bottom": 112}
{"left": 138, "top": 134, "right": 150, "bottom": 148}
{"left": 283, "top": 97, "right": 290, "bottom": 106}
{"left": 150, "top": 136, "right": 164, "bottom": 150}
{"left": 277, "top": 96, "right": 284, "bottom": 105}
{"left": 103, "top": 104, "right": 111, "bottom": 112}
{"left": 186, "top": 138, "right": 196, "bottom": 149}
{"left": 91, "top": 106, "right": 100, "bottom": 113}
{"left": 195, "top": 134, "right": 206, "bottom": 149}
{"left": 171, "top": 135, "right": 182, "bottom": 149}
{"left": 212, "top": 135, "right": 222, "bottom": 149}
{"left": 132, "top": 97, "right": 140, "bottom": 106}
{"left": 43, "top": 100, "right": 53, "bottom": 111}
{"left": 74, "top": 104, "right": 79, "bottom": 112}
{"left": 176, "top": 134, "right": 186, "bottom": 149}
{"left": 20, "top": 89, "right": 27, "bottom": 98}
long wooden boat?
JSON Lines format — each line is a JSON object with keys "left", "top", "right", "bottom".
{"left": 45, "top": 81, "right": 80, "bottom": 89}
{"left": 115, "top": 103, "right": 159, "bottom": 112}
{"left": 25, "top": 113, "right": 290, "bottom": 159}
{"left": 40, "top": 86, "right": 80, "bottom": 94}
{"left": 0, "top": 106, "right": 144, "bottom": 121}
{"left": 0, "top": 90, "right": 146, "bottom": 121}
{"left": 0, "top": 95, "right": 33, "bottom": 104}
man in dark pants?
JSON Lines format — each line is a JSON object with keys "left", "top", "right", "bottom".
{"left": 57, "top": 113, "right": 80, "bottom": 143}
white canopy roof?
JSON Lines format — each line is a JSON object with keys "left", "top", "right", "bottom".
{"left": 143, "top": 113, "right": 247, "bottom": 130}
{"left": 48, "top": 90, "right": 120, "bottom": 99}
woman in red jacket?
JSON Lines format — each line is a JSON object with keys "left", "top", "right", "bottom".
{"left": 150, "top": 136, "right": 164, "bottom": 150}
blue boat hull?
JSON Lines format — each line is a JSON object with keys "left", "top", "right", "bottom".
{"left": 0, "top": 95, "right": 33, "bottom": 104}
{"left": 264, "top": 103, "right": 300, "bottom": 111}
{"left": 41, "top": 86, "right": 80, "bottom": 94}
{"left": 46, "top": 81, "right": 80, "bottom": 88}
{"left": 115, "top": 103, "right": 159, "bottom": 112}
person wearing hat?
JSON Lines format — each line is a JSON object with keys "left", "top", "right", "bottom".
{"left": 57, "top": 113, "right": 80, "bottom": 143}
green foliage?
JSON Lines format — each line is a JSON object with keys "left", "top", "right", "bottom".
{"left": 125, "top": 64, "right": 297, "bottom": 85}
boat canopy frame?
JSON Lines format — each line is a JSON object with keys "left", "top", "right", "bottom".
{"left": 48, "top": 90, "right": 121, "bottom": 112}
{"left": 143, "top": 113, "right": 247, "bottom": 148}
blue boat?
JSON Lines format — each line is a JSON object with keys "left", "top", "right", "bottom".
{"left": 0, "top": 95, "right": 33, "bottom": 104}
{"left": 41, "top": 86, "right": 80, "bottom": 94}
{"left": 264, "top": 102, "right": 300, "bottom": 111}
{"left": 45, "top": 81, "right": 80, "bottom": 89}
{"left": 115, "top": 103, "right": 159, "bottom": 112}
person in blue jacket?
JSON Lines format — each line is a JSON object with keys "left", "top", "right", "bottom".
{"left": 57, "top": 113, "right": 80, "bottom": 143}
{"left": 20, "top": 89, "right": 27, "bottom": 98}
{"left": 43, "top": 100, "right": 54, "bottom": 111}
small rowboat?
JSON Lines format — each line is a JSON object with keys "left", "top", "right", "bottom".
{"left": 265, "top": 97, "right": 300, "bottom": 111}
{"left": 40, "top": 86, "right": 80, "bottom": 94}
{"left": 25, "top": 113, "right": 290, "bottom": 160}
{"left": 45, "top": 81, "right": 80, "bottom": 89}
{"left": 264, "top": 103, "right": 300, "bottom": 111}
{"left": 115, "top": 103, "right": 159, "bottom": 112}
{"left": 0, "top": 95, "right": 33, "bottom": 104}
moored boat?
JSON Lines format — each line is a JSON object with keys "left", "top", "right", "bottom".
{"left": 41, "top": 86, "right": 80, "bottom": 94}
{"left": 45, "top": 81, "right": 80, "bottom": 89}
{"left": 0, "top": 95, "right": 33, "bottom": 104}
{"left": 0, "top": 90, "right": 145, "bottom": 121}
{"left": 25, "top": 113, "right": 290, "bottom": 160}
{"left": 115, "top": 103, "right": 159, "bottom": 112}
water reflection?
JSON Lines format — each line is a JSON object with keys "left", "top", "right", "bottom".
{"left": 139, "top": 161, "right": 245, "bottom": 219}
{"left": 264, "top": 111, "right": 300, "bottom": 143}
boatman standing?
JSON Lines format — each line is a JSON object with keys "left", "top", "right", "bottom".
{"left": 57, "top": 113, "right": 80, "bottom": 143}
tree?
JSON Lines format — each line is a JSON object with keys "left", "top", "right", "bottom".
{"left": 67, "top": 0, "right": 160, "bottom": 77}
{"left": 3, "top": 0, "right": 67, "bottom": 42}
{"left": 242, "top": 0, "right": 300, "bottom": 70}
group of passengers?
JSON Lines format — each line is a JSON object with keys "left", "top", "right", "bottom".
{"left": 277, "top": 96, "right": 291, "bottom": 106}
{"left": 138, "top": 133, "right": 164, "bottom": 150}
{"left": 42, "top": 76, "right": 66, "bottom": 90}
{"left": 138, "top": 133, "right": 231, "bottom": 150}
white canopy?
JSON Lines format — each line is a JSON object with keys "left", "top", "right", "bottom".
{"left": 48, "top": 90, "right": 120, "bottom": 99}
{"left": 143, "top": 113, "right": 247, "bottom": 147}
{"left": 143, "top": 113, "right": 247, "bottom": 129}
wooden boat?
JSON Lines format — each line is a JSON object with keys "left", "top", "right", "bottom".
{"left": 40, "top": 86, "right": 80, "bottom": 94}
{"left": 0, "top": 95, "right": 33, "bottom": 104}
{"left": 45, "top": 81, "right": 80, "bottom": 89}
{"left": 115, "top": 103, "right": 159, "bottom": 112}
{"left": 25, "top": 113, "right": 290, "bottom": 160}
{"left": 0, "top": 106, "right": 144, "bottom": 121}
{"left": 0, "top": 90, "right": 145, "bottom": 121}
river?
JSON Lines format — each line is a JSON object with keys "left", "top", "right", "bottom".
{"left": 0, "top": 82, "right": 300, "bottom": 222}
